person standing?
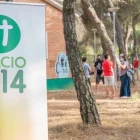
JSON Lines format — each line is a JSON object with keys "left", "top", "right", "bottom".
{"left": 102, "top": 54, "right": 116, "bottom": 99}
{"left": 82, "top": 57, "right": 91, "bottom": 86}
{"left": 94, "top": 55, "right": 104, "bottom": 94}
{"left": 133, "top": 56, "right": 140, "bottom": 80}
{"left": 117, "top": 55, "right": 131, "bottom": 98}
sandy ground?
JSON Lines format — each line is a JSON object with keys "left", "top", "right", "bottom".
{"left": 48, "top": 80, "right": 140, "bottom": 140}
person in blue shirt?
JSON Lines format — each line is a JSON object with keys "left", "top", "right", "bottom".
{"left": 82, "top": 57, "right": 91, "bottom": 86}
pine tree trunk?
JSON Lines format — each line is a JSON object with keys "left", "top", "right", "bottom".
{"left": 81, "top": 0, "right": 115, "bottom": 62}
{"left": 100, "top": 37, "right": 108, "bottom": 55}
{"left": 108, "top": 0, "right": 127, "bottom": 56}
{"left": 124, "top": 25, "right": 131, "bottom": 55}
{"left": 132, "top": 13, "right": 140, "bottom": 57}
{"left": 132, "top": 22, "right": 137, "bottom": 57}
{"left": 63, "top": 0, "right": 101, "bottom": 125}
{"left": 115, "top": 15, "right": 126, "bottom": 55}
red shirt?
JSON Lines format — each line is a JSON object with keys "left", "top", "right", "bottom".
{"left": 102, "top": 60, "right": 114, "bottom": 76}
{"left": 133, "top": 60, "right": 139, "bottom": 68}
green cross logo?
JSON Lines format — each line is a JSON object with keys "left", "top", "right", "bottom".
{"left": 0, "top": 15, "right": 21, "bottom": 53}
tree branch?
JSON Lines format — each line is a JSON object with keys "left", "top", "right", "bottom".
{"left": 81, "top": 0, "right": 115, "bottom": 61}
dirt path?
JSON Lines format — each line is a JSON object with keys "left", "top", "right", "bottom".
{"left": 48, "top": 81, "right": 140, "bottom": 140}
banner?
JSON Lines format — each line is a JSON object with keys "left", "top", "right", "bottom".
{"left": 0, "top": 2, "right": 48, "bottom": 140}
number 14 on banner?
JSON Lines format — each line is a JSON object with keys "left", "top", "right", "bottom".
{"left": 1, "top": 70, "right": 26, "bottom": 93}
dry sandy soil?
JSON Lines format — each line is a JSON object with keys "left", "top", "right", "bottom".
{"left": 48, "top": 80, "right": 140, "bottom": 140}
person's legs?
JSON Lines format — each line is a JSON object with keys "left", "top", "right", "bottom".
{"left": 126, "top": 76, "right": 131, "bottom": 97}
{"left": 123, "top": 75, "right": 129, "bottom": 97}
{"left": 104, "top": 76, "right": 109, "bottom": 98}
{"left": 120, "top": 76, "right": 123, "bottom": 97}
{"left": 132, "top": 74, "right": 135, "bottom": 86}
{"left": 101, "top": 76, "right": 104, "bottom": 84}
{"left": 96, "top": 84, "right": 99, "bottom": 94}
{"left": 137, "top": 69, "right": 140, "bottom": 80}
{"left": 110, "top": 86, "right": 116, "bottom": 98}
{"left": 105, "top": 86, "right": 109, "bottom": 98}
{"left": 136, "top": 68, "right": 138, "bottom": 80}
{"left": 134, "top": 68, "right": 139, "bottom": 80}
{"left": 134, "top": 68, "right": 136, "bottom": 80}
{"left": 96, "top": 74, "right": 100, "bottom": 94}
{"left": 120, "top": 74, "right": 128, "bottom": 97}
{"left": 108, "top": 76, "right": 116, "bottom": 98}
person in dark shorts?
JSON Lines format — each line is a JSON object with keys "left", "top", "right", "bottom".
{"left": 94, "top": 55, "right": 104, "bottom": 94}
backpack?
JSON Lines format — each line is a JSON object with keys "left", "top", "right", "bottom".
{"left": 127, "top": 68, "right": 134, "bottom": 81}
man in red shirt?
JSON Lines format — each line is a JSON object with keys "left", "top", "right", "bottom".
{"left": 102, "top": 54, "right": 116, "bottom": 99}
{"left": 133, "top": 56, "right": 140, "bottom": 80}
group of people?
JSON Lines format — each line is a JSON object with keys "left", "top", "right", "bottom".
{"left": 82, "top": 54, "right": 140, "bottom": 99}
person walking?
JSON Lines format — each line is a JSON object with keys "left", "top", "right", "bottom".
{"left": 102, "top": 54, "right": 116, "bottom": 99}
{"left": 94, "top": 55, "right": 104, "bottom": 94}
{"left": 117, "top": 54, "right": 131, "bottom": 98}
{"left": 82, "top": 57, "right": 91, "bottom": 86}
{"left": 133, "top": 56, "right": 140, "bottom": 80}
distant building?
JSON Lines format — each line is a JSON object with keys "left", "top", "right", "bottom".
{"left": 1, "top": 0, "right": 74, "bottom": 90}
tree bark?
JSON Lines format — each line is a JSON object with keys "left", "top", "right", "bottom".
{"left": 108, "top": 0, "right": 127, "bottom": 56}
{"left": 124, "top": 24, "right": 131, "bottom": 55}
{"left": 115, "top": 15, "right": 126, "bottom": 55}
{"left": 81, "top": 0, "right": 115, "bottom": 62}
{"left": 63, "top": 0, "right": 101, "bottom": 125}
{"left": 132, "top": 21, "right": 137, "bottom": 57}
{"left": 100, "top": 37, "right": 108, "bottom": 55}
{"left": 132, "top": 13, "right": 140, "bottom": 57}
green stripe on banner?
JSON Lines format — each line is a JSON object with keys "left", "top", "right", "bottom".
{"left": 47, "top": 78, "right": 74, "bottom": 91}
